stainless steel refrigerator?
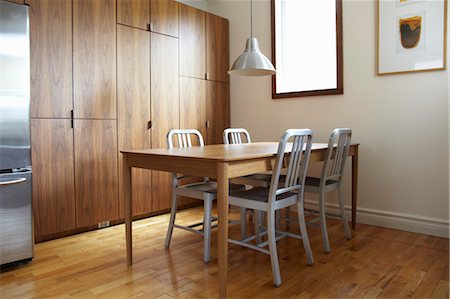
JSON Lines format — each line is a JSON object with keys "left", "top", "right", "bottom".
{"left": 0, "top": 0, "right": 33, "bottom": 267}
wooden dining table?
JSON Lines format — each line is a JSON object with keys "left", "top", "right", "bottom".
{"left": 121, "top": 142, "right": 359, "bottom": 298}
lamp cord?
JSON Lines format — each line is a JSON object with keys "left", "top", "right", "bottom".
{"left": 250, "top": 0, "right": 253, "bottom": 37}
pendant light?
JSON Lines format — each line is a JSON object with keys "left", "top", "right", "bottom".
{"left": 228, "top": 0, "right": 276, "bottom": 76}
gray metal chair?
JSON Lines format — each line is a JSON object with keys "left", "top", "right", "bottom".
{"left": 304, "top": 128, "right": 352, "bottom": 253}
{"left": 164, "top": 129, "right": 243, "bottom": 263}
{"left": 223, "top": 128, "right": 273, "bottom": 239}
{"left": 228, "top": 129, "right": 314, "bottom": 287}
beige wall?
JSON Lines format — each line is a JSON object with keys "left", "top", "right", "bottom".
{"left": 208, "top": 0, "right": 449, "bottom": 236}
{"left": 176, "top": 0, "right": 208, "bottom": 10}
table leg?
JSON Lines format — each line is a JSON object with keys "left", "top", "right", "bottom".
{"left": 351, "top": 145, "right": 359, "bottom": 230}
{"left": 217, "top": 162, "right": 229, "bottom": 299}
{"left": 123, "top": 156, "right": 132, "bottom": 265}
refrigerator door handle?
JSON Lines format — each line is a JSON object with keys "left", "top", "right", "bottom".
{"left": 0, "top": 178, "right": 27, "bottom": 186}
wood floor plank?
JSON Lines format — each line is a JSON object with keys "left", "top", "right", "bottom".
{"left": 0, "top": 207, "right": 448, "bottom": 299}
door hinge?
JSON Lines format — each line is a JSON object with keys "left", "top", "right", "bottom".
{"left": 147, "top": 120, "right": 152, "bottom": 130}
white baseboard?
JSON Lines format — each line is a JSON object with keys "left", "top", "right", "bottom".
{"left": 304, "top": 200, "right": 450, "bottom": 239}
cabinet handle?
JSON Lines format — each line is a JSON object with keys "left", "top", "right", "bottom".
{"left": 0, "top": 178, "right": 26, "bottom": 186}
{"left": 70, "top": 109, "right": 74, "bottom": 128}
{"left": 205, "top": 73, "right": 208, "bottom": 80}
{"left": 148, "top": 23, "right": 154, "bottom": 31}
{"left": 206, "top": 121, "right": 210, "bottom": 129}
{"left": 147, "top": 120, "right": 152, "bottom": 130}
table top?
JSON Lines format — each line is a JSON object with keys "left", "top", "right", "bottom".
{"left": 120, "top": 142, "right": 334, "bottom": 162}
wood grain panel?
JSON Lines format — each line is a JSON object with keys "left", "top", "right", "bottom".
{"left": 73, "top": 0, "right": 116, "bottom": 119}
{"left": 117, "top": 25, "right": 152, "bottom": 217}
{"left": 180, "top": 77, "right": 206, "bottom": 137}
{"left": 206, "top": 13, "right": 229, "bottom": 83}
{"left": 117, "top": 0, "right": 149, "bottom": 30}
{"left": 150, "top": 32, "right": 179, "bottom": 211}
{"left": 74, "top": 120, "right": 118, "bottom": 227}
{"left": 150, "top": 0, "right": 178, "bottom": 37}
{"left": 28, "top": 0, "right": 72, "bottom": 118}
{"left": 206, "top": 81, "right": 230, "bottom": 144}
{"left": 179, "top": 3, "right": 205, "bottom": 79}
{"left": 31, "top": 119, "right": 75, "bottom": 237}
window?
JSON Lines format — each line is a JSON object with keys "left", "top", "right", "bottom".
{"left": 271, "top": 0, "right": 343, "bottom": 98}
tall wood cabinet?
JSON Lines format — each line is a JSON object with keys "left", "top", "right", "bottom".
{"left": 29, "top": 0, "right": 230, "bottom": 241}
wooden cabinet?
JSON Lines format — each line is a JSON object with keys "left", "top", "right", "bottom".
{"left": 29, "top": 0, "right": 72, "bottom": 118}
{"left": 31, "top": 119, "right": 76, "bottom": 237}
{"left": 151, "top": 32, "right": 179, "bottom": 211}
{"left": 180, "top": 77, "right": 207, "bottom": 138}
{"left": 29, "top": 1, "right": 229, "bottom": 240}
{"left": 74, "top": 120, "right": 118, "bottom": 227}
{"left": 117, "top": 25, "right": 152, "bottom": 217}
{"left": 73, "top": 0, "right": 116, "bottom": 119}
{"left": 117, "top": 0, "right": 149, "bottom": 30}
{"left": 179, "top": 3, "right": 206, "bottom": 79}
{"left": 207, "top": 81, "right": 230, "bottom": 145}
{"left": 206, "top": 13, "right": 229, "bottom": 83}
{"left": 151, "top": 0, "right": 179, "bottom": 37}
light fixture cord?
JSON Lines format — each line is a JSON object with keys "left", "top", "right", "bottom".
{"left": 250, "top": 0, "right": 253, "bottom": 37}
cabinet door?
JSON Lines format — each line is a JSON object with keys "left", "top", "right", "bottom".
{"left": 29, "top": 0, "right": 72, "bottom": 118}
{"left": 74, "top": 120, "right": 118, "bottom": 227}
{"left": 117, "top": 0, "right": 149, "bottom": 30}
{"left": 31, "top": 119, "right": 76, "bottom": 237}
{"left": 151, "top": 33, "right": 179, "bottom": 212}
{"left": 206, "top": 81, "right": 230, "bottom": 145}
{"left": 179, "top": 3, "right": 205, "bottom": 79}
{"left": 150, "top": 0, "right": 178, "bottom": 37}
{"left": 180, "top": 77, "right": 206, "bottom": 138}
{"left": 206, "top": 13, "right": 229, "bottom": 83}
{"left": 117, "top": 25, "right": 152, "bottom": 217}
{"left": 73, "top": 0, "right": 116, "bottom": 119}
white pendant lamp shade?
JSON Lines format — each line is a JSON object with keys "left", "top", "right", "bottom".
{"left": 228, "top": 0, "right": 276, "bottom": 77}
{"left": 228, "top": 37, "right": 276, "bottom": 76}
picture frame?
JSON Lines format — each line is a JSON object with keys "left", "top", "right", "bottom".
{"left": 378, "top": 0, "right": 447, "bottom": 75}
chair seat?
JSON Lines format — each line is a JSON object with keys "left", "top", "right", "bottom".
{"left": 176, "top": 181, "right": 244, "bottom": 200}
{"left": 231, "top": 173, "right": 272, "bottom": 187}
{"left": 229, "top": 187, "right": 297, "bottom": 211}
{"left": 305, "top": 176, "right": 339, "bottom": 193}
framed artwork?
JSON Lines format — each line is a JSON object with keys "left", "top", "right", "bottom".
{"left": 378, "top": 0, "right": 447, "bottom": 75}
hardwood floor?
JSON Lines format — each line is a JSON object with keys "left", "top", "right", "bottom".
{"left": 1, "top": 207, "right": 448, "bottom": 298}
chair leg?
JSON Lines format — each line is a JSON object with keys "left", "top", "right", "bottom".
{"left": 240, "top": 207, "right": 247, "bottom": 239}
{"left": 297, "top": 196, "right": 314, "bottom": 265}
{"left": 285, "top": 207, "right": 291, "bottom": 230}
{"left": 319, "top": 190, "right": 331, "bottom": 253}
{"left": 203, "top": 198, "right": 212, "bottom": 263}
{"left": 267, "top": 209, "right": 282, "bottom": 287}
{"left": 338, "top": 187, "right": 352, "bottom": 240}
{"left": 255, "top": 210, "right": 263, "bottom": 244}
{"left": 165, "top": 188, "right": 178, "bottom": 249}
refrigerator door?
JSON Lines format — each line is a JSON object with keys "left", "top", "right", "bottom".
{"left": 0, "top": 1, "right": 30, "bottom": 170}
{"left": 0, "top": 170, "right": 33, "bottom": 265}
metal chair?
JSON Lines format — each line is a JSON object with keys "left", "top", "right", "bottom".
{"left": 304, "top": 128, "right": 352, "bottom": 253}
{"left": 223, "top": 128, "right": 273, "bottom": 239}
{"left": 223, "top": 128, "right": 272, "bottom": 187}
{"left": 164, "top": 129, "right": 243, "bottom": 263}
{"left": 228, "top": 129, "right": 314, "bottom": 287}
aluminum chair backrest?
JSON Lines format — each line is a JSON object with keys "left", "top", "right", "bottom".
{"left": 223, "top": 128, "right": 252, "bottom": 144}
{"left": 268, "top": 129, "right": 313, "bottom": 207}
{"left": 320, "top": 128, "right": 352, "bottom": 183}
{"left": 167, "top": 129, "right": 205, "bottom": 149}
